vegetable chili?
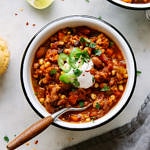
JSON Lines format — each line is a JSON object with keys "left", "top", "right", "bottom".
{"left": 31, "top": 26, "right": 128, "bottom": 123}
{"left": 122, "top": 0, "right": 150, "bottom": 3}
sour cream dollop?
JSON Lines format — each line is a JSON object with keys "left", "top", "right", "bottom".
{"left": 77, "top": 60, "right": 94, "bottom": 89}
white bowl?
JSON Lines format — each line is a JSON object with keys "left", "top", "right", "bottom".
{"left": 107, "top": 0, "right": 150, "bottom": 9}
{"left": 20, "top": 15, "right": 137, "bottom": 130}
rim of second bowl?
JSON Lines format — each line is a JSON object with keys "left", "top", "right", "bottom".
{"left": 107, "top": 0, "right": 150, "bottom": 10}
{"left": 20, "top": 15, "right": 137, "bottom": 130}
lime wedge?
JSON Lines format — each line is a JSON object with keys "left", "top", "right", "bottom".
{"left": 27, "top": 0, "right": 54, "bottom": 9}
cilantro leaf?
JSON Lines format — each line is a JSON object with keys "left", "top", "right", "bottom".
{"left": 109, "top": 41, "right": 114, "bottom": 47}
{"left": 79, "top": 101, "right": 84, "bottom": 107}
{"left": 73, "top": 69, "right": 82, "bottom": 77}
{"left": 4, "top": 136, "right": 9, "bottom": 143}
{"left": 72, "top": 79, "right": 80, "bottom": 87}
{"left": 89, "top": 42, "right": 96, "bottom": 48}
{"left": 80, "top": 37, "right": 91, "bottom": 44}
{"left": 136, "top": 70, "right": 142, "bottom": 76}
{"left": 50, "top": 69, "right": 57, "bottom": 75}
{"left": 95, "top": 102, "right": 101, "bottom": 109}
{"left": 93, "top": 49, "right": 102, "bottom": 56}
{"left": 100, "top": 85, "right": 110, "bottom": 92}
{"left": 97, "top": 16, "right": 102, "bottom": 20}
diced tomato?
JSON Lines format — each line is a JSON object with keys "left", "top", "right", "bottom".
{"left": 68, "top": 93, "right": 78, "bottom": 105}
{"left": 58, "top": 32, "right": 65, "bottom": 40}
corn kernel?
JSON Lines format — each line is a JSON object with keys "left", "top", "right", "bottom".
{"left": 58, "top": 41, "right": 64, "bottom": 45}
{"left": 118, "top": 85, "right": 124, "bottom": 91}
{"left": 85, "top": 118, "right": 91, "bottom": 122}
{"left": 94, "top": 83, "right": 99, "bottom": 88}
{"left": 61, "top": 95, "right": 66, "bottom": 99}
{"left": 39, "top": 58, "right": 44, "bottom": 65}
{"left": 44, "top": 61, "right": 50, "bottom": 68}
{"left": 39, "top": 98, "right": 45, "bottom": 104}
{"left": 91, "top": 93, "right": 97, "bottom": 100}
{"left": 124, "top": 73, "right": 128, "bottom": 78}
{"left": 63, "top": 48, "right": 71, "bottom": 54}
{"left": 109, "top": 95, "right": 116, "bottom": 101}
{"left": 67, "top": 31, "right": 71, "bottom": 35}
{"left": 112, "top": 70, "right": 116, "bottom": 76}
{"left": 40, "top": 64, "right": 45, "bottom": 70}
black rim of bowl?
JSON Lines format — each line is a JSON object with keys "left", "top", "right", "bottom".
{"left": 20, "top": 15, "right": 137, "bottom": 130}
{"left": 107, "top": 0, "right": 150, "bottom": 10}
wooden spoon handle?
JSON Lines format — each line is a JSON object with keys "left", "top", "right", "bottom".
{"left": 7, "top": 116, "right": 53, "bottom": 150}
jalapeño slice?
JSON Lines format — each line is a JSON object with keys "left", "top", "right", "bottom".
{"left": 58, "top": 53, "right": 71, "bottom": 72}
{"left": 59, "top": 73, "right": 76, "bottom": 84}
{"left": 69, "top": 48, "right": 84, "bottom": 69}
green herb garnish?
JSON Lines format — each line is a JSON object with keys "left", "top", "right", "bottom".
{"left": 93, "top": 49, "right": 102, "bottom": 56}
{"left": 80, "top": 37, "right": 97, "bottom": 49}
{"left": 81, "top": 50, "right": 90, "bottom": 62}
{"left": 72, "top": 79, "right": 80, "bottom": 87}
{"left": 73, "top": 69, "right": 82, "bottom": 77}
{"left": 50, "top": 69, "right": 57, "bottom": 75}
{"left": 80, "top": 37, "right": 91, "bottom": 44}
{"left": 58, "top": 47, "right": 91, "bottom": 87}
{"left": 97, "top": 16, "right": 102, "bottom": 20}
{"left": 79, "top": 101, "right": 84, "bottom": 107}
{"left": 95, "top": 102, "right": 101, "bottom": 109}
{"left": 100, "top": 85, "right": 110, "bottom": 92}
{"left": 85, "top": 0, "right": 90, "bottom": 2}
{"left": 89, "top": 42, "right": 96, "bottom": 48}
{"left": 136, "top": 70, "right": 142, "bottom": 76}
{"left": 4, "top": 136, "right": 9, "bottom": 143}
{"left": 109, "top": 41, "right": 114, "bottom": 47}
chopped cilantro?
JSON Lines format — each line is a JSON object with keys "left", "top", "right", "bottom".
{"left": 93, "top": 49, "right": 102, "bottom": 56}
{"left": 95, "top": 102, "right": 101, "bottom": 109}
{"left": 109, "top": 41, "right": 114, "bottom": 47}
{"left": 100, "top": 85, "right": 110, "bottom": 92}
{"left": 97, "top": 16, "right": 102, "bottom": 20}
{"left": 73, "top": 69, "right": 82, "bottom": 77}
{"left": 80, "top": 37, "right": 91, "bottom": 44}
{"left": 4, "top": 136, "right": 9, "bottom": 143}
{"left": 79, "top": 101, "right": 84, "bottom": 107}
{"left": 136, "top": 70, "right": 142, "bottom": 76}
{"left": 89, "top": 42, "right": 96, "bottom": 48}
{"left": 50, "top": 69, "right": 57, "bottom": 75}
{"left": 72, "top": 79, "right": 80, "bottom": 87}
{"left": 80, "top": 37, "right": 97, "bottom": 49}
{"left": 92, "top": 77, "right": 95, "bottom": 83}
{"left": 81, "top": 50, "right": 90, "bottom": 62}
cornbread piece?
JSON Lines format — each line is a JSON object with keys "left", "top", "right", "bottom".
{"left": 0, "top": 37, "right": 10, "bottom": 75}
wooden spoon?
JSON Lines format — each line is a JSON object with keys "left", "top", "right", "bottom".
{"left": 7, "top": 103, "right": 92, "bottom": 150}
